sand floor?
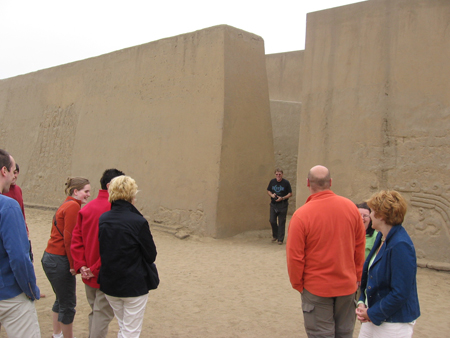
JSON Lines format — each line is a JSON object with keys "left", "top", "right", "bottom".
{"left": 2, "top": 208, "right": 450, "bottom": 337}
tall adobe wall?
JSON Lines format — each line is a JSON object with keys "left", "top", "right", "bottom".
{"left": 266, "top": 51, "right": 303, "bottom": 102}
{"left": 0, "top": 25, "right": 274, "bottom": 238}
{"left": 299, "top": 0, "right": 450, "bottom": 266}
{"left": 266, "top": 51, "right": 303, "bottom": 211}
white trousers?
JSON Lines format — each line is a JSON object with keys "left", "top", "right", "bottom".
{"left": 359, "top": 321, "right": 415, "bottom": 338}
{"left": 106, "top": 293, "right": 148, "bottom": 338}
{"left": 0, "top": 293, "right": 41, "bottom": 338}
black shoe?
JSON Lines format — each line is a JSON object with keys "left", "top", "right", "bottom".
{"left": 271, "top": 238, "right": 277, "bottom": 242}
{"left": 278, "top": 241, "right": 283, "bottom": 245}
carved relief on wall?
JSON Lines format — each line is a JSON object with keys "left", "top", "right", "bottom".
{"left": 152, "top": 203, "right": 206, "bottom": 236}
{"left": 396, "top": 181, "right": 450, "bottom": 262}
{"left": 22, "top": 104, "right": 78, "bottom": 206}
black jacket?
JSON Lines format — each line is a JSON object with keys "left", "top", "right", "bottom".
{"left": 98, "top": 200, "right": 157, "bottom": 297}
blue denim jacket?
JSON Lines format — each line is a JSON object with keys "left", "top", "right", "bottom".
{"left": 359, "top": 224, "right": 420, "bottom": 326}
{"left": 0, "top": 195, "right": 40, "bottom": 300}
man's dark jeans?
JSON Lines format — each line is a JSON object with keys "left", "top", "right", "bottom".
{"left": 270, "top": 201, "right": 288, "bottom": 242}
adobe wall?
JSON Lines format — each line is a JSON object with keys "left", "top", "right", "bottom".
{"left": 299, "top": 0, "right": 450, "bottom": 265}
{"left": 266, "top": 51, "right": 303, "bottom": 211}
{"left": 0, "top": 25, "right": 274, "bottom": 238}
{"left": 266, "top": 51, "right": 303, "bottom": 102}
{"left": 268, "top": 101, "right": 301, "bottom": 211}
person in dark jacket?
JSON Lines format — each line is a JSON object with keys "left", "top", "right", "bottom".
{"left": 98, "top": 175, "right": 157, "bottom": 338}
{"left": 356, "top": 190, "right": 420, "bottom": 338}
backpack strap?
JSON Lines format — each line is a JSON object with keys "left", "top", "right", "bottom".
{"left": 53, "top": 199, "right": 75, "bottom": 238}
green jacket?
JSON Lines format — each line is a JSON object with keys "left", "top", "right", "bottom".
{"left": 365, "top": 230, "right": 378, "bottom": 259}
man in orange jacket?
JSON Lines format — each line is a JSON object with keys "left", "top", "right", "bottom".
{"left": 286, "top": 165, "right": 365, "bottom": 338}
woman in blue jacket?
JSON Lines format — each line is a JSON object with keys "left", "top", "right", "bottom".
{"left": 356, "top": 190, "right": 420, "bottom": 338}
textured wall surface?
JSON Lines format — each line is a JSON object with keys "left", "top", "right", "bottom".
{"left": 266, "top": 51, "right": 303, "bottom": 102}
{"left": 299, "top": 0, "right": 450, "bottom": 264}
{"left": 266, "top": 51, "right": 303, "bottom": 212}
{"left": 0, "top": 25, "right": 274, "bottom": 238}
{"left": 269, "top": 100, "right": 301, "bottom": 210}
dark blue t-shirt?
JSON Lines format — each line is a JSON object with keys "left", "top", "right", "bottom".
{"left": 267, "top": 178, "right": 292, "bottom": 203}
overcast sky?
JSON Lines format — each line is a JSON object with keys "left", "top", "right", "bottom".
{"left": 0, "top": 0, "right": 366, "bottom": 79}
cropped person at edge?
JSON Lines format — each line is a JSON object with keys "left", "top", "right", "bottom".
{"left": 0, "top": 149, "right": 41, "bottom": 338}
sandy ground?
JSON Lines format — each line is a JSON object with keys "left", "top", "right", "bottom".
{"left": 2, "top": 208, "right": 450, "bottom": 338}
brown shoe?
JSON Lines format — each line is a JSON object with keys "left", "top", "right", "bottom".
{"left": 278, "top": 241, "right": 283, "bottom": 245}
{"left": 271, "top": 238, "right": 277, "bottom": 242}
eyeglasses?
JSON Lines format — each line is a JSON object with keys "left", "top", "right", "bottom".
{"left": 360, "top": 214, "right": 370, "bottom": 219}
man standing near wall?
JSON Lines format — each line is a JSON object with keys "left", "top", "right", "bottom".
{"left": 71, "top": 168, "right": 124, "bottom": 338}
{"left": 267, "top": 168, "right": 292, "bottom": 245}
{"left": 286, "top": 165, "right": 365, "bottom": 338}
{"left": 0, "top": 149, "right": 41, "bottom": 337}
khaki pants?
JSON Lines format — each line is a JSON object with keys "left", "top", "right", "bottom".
{"left": 301, "top": 289, "right": 356, "bottom": 338}
{"left": 0, "top": 293, "right": 41, "bottom": 338}
{"left": 85, "top": 284, "right": 115, "bottom": 338}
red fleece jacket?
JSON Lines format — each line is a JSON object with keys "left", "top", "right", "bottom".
{"left": 4, "top": 184, "right": 25, "bottom": 220}
{"left": 4, "top": 184, "right": 29, "bottom": 235}
{"left": 71, "top": 190, "right": 111, "bottom": 288}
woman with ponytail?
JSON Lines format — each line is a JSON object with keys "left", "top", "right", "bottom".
{"left": 42, "top": 177, "right": 91, "bottom": 338}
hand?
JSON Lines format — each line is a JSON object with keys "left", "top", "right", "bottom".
{"left": 356, "top": 303, "right": 370, "bottom": 323}
{"left": 276, "top": 196, "right": 283, "bottom": 202}
{"left": 80, "top": 266, "right": 94, "bottom": 279}
{"left": 70, "top": 269, "right": 76, "bottom": 276}
{"left": 80, "top": 266, "right": 89, "bottom": 278}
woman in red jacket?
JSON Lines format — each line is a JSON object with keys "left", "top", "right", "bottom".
{"left": 42, "top": 177, "right": 90, "bottom": 338}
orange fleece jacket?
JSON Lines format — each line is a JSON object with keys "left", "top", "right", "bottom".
{"left": 286, "top": 190, "right": 365, "bottom": 297}
{"left": 45, "top": 196, "right": 82, "bottom": 269}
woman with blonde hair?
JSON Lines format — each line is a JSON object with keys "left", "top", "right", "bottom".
{"left": 98, "top": 175, "right": 157, "bottom": 338}
{"left": 356, "top": 190, "right": 420, "bottom": 338}
{"left": 42, "top": 177, "right": 91, "bottom": 338}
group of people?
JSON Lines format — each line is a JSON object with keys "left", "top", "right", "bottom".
{"left": 280, "top": 165, "right": 420, "bottom": 338}
{"left": 0, "top": 148, "right": 157, "bottom": 338}
{"left": 0, "top": 147, "right": 422, "bottom": 338}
